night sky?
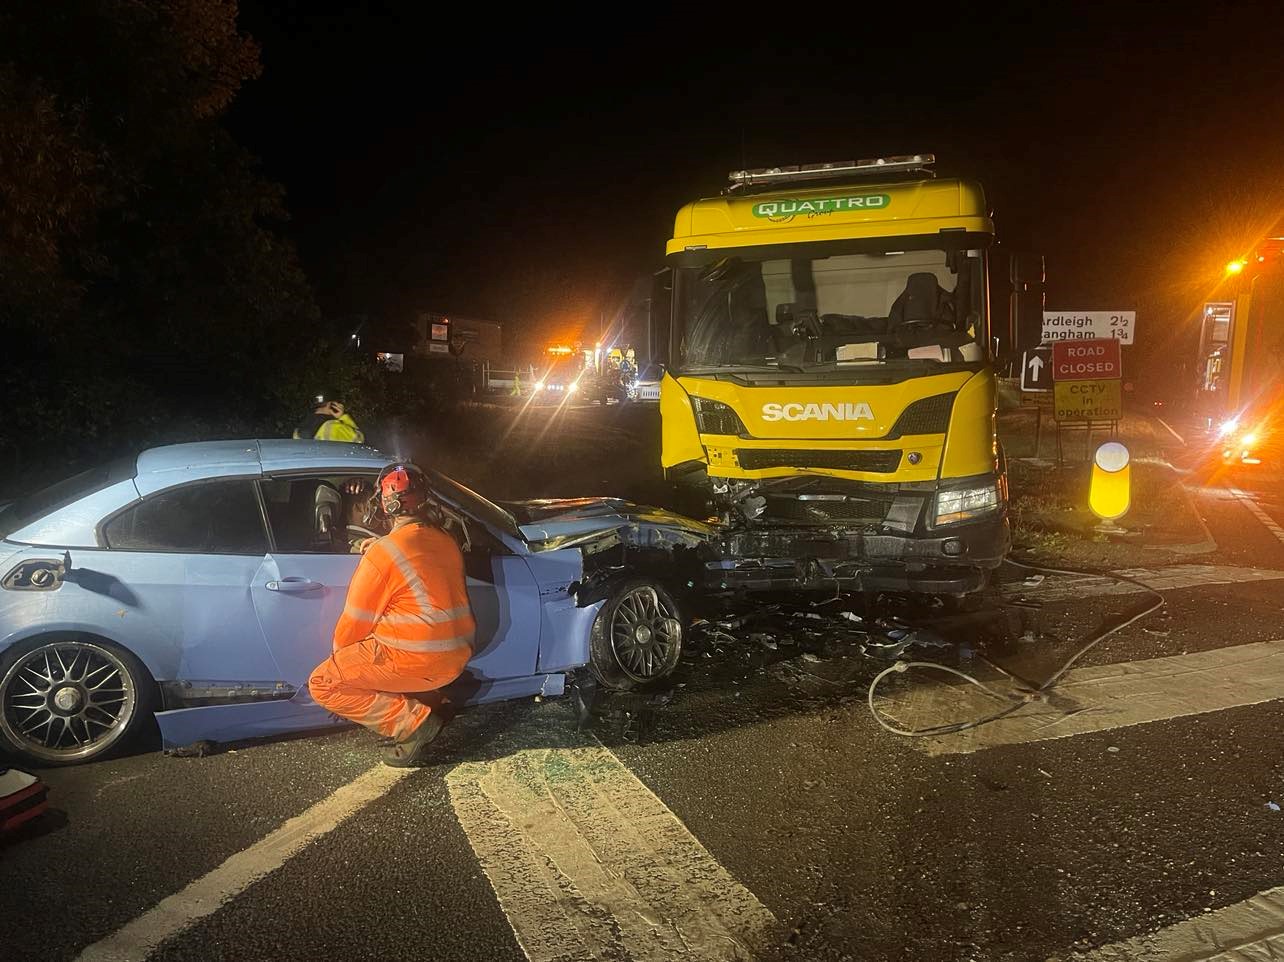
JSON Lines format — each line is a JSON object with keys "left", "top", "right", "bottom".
{"left": 229, "top": 2, "right": 1284, "bottom": 367}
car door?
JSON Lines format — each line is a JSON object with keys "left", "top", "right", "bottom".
{"left": 252, "top": 474, "right": 544, "bottom": 701}
{"left": 459, "top": 529, "right": 542, "bottom": 683}
{"left": 251, "top": 475, "right": 367, "bottom": 692}
{"left": 97, "top": 479, "right": 279, "bottom": 690}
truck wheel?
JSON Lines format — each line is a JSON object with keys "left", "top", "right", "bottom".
{"left": 589, "top": 581, "right": 684, "bottom": 690}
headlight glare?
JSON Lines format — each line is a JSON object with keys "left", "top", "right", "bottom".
{"left": 935, "top": 483, "right": 1000, "bottom": 525}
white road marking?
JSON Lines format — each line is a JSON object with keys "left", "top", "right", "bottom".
{"left": 1076, "top": 882, "right": 1284, "bottom": 961}
{"left": 1230, "top": 486, "right": 1284, "bottom": 547}
{"left": 881, "top": 638, "right": 1284, "bottom": 755}
{"left": 76, "top": 765, "right": 412, "bottom": 962}
{"left": 1003, "top": 563, "right": 1284, "bottom": 603}
{"left": 447, "top": 729, "right": 778, "bottom": 962}
{"left": 1154, "top": 417, "right": 1186, "bottom": 445}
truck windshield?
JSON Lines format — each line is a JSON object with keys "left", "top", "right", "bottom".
{"left": 673, "top": 243, "right": 986, "bottom": 374}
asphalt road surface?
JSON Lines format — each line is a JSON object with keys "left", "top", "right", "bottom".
{"left": 5, "top": 405, "right": 1284, "bottom": 962}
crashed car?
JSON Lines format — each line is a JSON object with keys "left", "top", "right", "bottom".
{"left": 0, "top": 441, "right": 712, "bottom": 765}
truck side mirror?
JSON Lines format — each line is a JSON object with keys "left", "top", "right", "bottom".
{"left": 1011, "top": 253, "right": 1045, "bottom": 355}
{"left": 649, "top": 267, "right": 673, "bottom": 367}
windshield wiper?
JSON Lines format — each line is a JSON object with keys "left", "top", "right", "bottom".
{"left": 680, "top": 363, "right": 793, "bottom": 375}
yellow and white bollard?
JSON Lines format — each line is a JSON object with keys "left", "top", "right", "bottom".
{"left": 1089, "top": 441, "right": 1131, "bottom": 531}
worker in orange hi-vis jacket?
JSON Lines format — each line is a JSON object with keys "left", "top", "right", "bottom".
{"left": 308, "top": 462, "right": 475, "bottom": 767}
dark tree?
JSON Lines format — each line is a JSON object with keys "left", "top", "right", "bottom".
{"left": 0, "top": 1, "right": 320, "bottom": 475}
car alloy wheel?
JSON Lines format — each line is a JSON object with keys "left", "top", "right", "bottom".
{"left": 608, "top": 585, "right": 682, "bottom": 683}
{"left": 0, "top": 640, "right": 138, "bottom": 763}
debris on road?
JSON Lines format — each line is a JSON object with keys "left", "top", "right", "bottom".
{"left": 166, "top": 740, "right": 218, "bottom": 759}
{"left": 686, "top": 600, "right": 954, "bottom": 669}
{"left": 0, "top": 768, "right": 48, "bottom": 834}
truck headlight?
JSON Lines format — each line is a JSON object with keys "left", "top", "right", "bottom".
{"left": 935, "top": 483, "right": 1001, "bottom": 525}
{"left": 692, "top": 397, "right": 747, "bottom": 435}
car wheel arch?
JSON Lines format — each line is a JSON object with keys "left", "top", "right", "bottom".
{"left": 2, "top": 628, "right": 163, "bottom": 699}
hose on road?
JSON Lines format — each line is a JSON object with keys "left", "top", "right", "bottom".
{"left": 866, "top": 557, "right": 1167, "bottom": 737}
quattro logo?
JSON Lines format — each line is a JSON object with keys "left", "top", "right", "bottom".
{"left": 761, "top": 402, "right": 874, "bottom": 422}
{"left": 752, "top": 195, "right": 890, "bottom": 219}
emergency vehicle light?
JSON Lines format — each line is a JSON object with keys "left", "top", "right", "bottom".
{"left": 726, "top": 155, "right": 936, "bottom": 191}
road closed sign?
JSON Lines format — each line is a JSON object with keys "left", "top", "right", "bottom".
{"left": 1051, "top": 339, "right": 1121, "bottom": 380}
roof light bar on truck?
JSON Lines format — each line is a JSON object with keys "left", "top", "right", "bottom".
{"left": 725, "top": 155, "right": 936, "bottom": 192}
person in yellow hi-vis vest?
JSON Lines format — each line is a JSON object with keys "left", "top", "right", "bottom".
{"left": 292, "top": 393, "right": 365, "bottom": 443}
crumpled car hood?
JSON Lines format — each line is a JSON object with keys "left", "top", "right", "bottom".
{"left": 504, "top": 497, "right": 715, "bottom": 550}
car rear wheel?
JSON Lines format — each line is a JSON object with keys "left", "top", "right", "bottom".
{"left": 589, "top": 580, "right": 684, "bottom": 690}
{"left": 0, "top": 638, "right": 152, "bottom": 766}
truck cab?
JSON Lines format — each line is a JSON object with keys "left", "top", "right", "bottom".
{"left": 655, "top": 156, "right": 1039, "bottom": 594}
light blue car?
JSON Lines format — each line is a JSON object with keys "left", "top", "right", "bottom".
{"left": 0, "top": 441, "right": 712, "bottom": 765}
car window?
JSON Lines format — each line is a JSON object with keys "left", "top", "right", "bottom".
{"left": 0, "top": 458, "right": 131, "bottom": 539}
{"left": 260, "top": 475, "right": 384, "bottom": 554}
{"left": 102, "top": 481, "right": 267, "bottom": 554}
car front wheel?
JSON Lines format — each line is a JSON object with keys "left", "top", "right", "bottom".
{"left": 589, "top": 580, "right": 684, "bottom": 690}
{"left": 0, "top": 637, "right": 152, "bottom": 765}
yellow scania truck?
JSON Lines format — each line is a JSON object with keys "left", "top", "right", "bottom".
{"left": 653, "top": 155, "right": 1041, "bottom": 594}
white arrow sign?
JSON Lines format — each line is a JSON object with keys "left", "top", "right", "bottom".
{"left": 1021, "top": 346, "right": 1053, "bottom": 392}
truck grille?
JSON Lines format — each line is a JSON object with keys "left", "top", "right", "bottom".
{"left": 737, "top": 449, "right": 902, "bottom": 473}
{"left": 887, "top": 393, "right": 955, "bottom": 438}
{"left": 763, "top": 497, "right": 888, "bottom": 524}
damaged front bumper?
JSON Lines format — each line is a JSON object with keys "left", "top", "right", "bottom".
{"left": 703, "top": 516, "right": 1008, "bottom": 593}
{"left": 701, "top": 473, "right": 1010, "bottom": 595}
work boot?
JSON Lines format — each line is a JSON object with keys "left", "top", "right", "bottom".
{"left": 381, "top": 711, "right": 447, "bottom": 767}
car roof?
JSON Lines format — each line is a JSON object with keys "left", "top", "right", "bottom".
{"left": 133, "top": 440, "right": 392, "bottom": 495}
{"left": 257, "top": 440, "right": 392, "bottom": 474}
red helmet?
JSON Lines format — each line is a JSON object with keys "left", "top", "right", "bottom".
{"left": 376, "top": 462, "right": 429, "bottom": 518}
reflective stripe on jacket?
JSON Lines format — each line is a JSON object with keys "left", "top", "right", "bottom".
{"left": 332, "top": 522, "right": 475, "bottom": 655}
